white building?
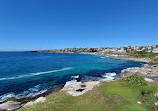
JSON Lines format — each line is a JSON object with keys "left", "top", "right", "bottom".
{"left": 153, "top": 48, "right": 158, "bottom": 53}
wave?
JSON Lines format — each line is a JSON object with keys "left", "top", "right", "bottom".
{"left": 0, "top": 84, "right": 48, "bottom": 102}
{"left": 0, "top": 67, "right": 73, "bottom": 81}
{"left": 99, "top": 56, "right": 106, "bottom": 59}
{"left": 100, "top": 72, "right": 117, "bottom": 81}
{"left": 99, "top": 56, "right": 109, "bottom": 59}
{"left": 81, "top": 72, "right": 117, "bottom": 82}
{"left": 0, "top": 72, "right": 116, "bottom": 102}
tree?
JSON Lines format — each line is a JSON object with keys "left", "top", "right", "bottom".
{"left": 89, "top": 48, "right": 97, "bottom": 52}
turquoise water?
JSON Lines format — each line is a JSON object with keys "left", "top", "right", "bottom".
{"left": 0, "top": 52, "right": 145, "bottom": 102}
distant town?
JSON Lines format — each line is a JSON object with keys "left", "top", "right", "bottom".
{"left": 31, "top": 45, "right": 158, "bottom": 54}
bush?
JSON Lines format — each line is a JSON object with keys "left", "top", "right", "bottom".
{"left": 127, "top": 51, "right": 158, "bottom": 58}
{"left": 122, "top": 74, "right": 147, "bottom": 86}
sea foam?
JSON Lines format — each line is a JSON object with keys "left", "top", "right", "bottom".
{"left": 0, "top": 84, "right": 47, "bottom": 102}
{"left": 100, "top": 72, "right": 117, "bottom": 81}
{"left": 0, "top": 67, "right": 73, "bottom": 81}
{"left": 81, "top": 72, "right": 117, "bottom": 82}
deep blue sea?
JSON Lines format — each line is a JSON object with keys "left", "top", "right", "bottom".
{"left": 0, "top": 52, "right": 145, "bottom": 102}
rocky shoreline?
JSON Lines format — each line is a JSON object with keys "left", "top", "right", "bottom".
{"left": 1, "top": 53, "right": 158, "bottom": 111}
{"left": 0, "top": 85, "right": 63, "bottom": 111}
{"left": 102, "top": 53, "right": 158, "bottom": 81}
{"left": 121, "top": 64, "right": 158, "bottom": 81}
{"left": 92, "top": 52, "right": 158, "bottom": 63}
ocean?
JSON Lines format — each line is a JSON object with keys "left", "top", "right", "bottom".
{"left": 0, "top": 52, "right": 145, "bottom": 102}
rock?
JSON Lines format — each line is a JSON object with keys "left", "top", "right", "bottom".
{"left": 154, "top": 92, "right": 158, "bottom": 100}
{"left": 62, "top": 80, "right": 82, "bottom": 91}
{"left": 24, "top": 97, "right": 46, "bottom": 107}
{"left": 154, "top": 101, "right": 158, "bottom": 106}
{"left": 137, "top": 101, "right": 141, "bottom": 105}
{"left": 76, "top": 89, "right": 85, "bottom": 92}
{"left": 34, "top": 97, "right": 46, "bottom": 103}
{"left": 23, "top": 101, "right": 35, "bottom": 107}
{"left": 0, "top": 101, "right": 22, "bottom": 111}
{"left": 121, "top": 66, "right": 158, "bottom": 81}
{"left": 148, "top": 60, "right": 158, "bottom": 64}
{"left": 71, "top": 75, "right": 80, "bottom": 82}
{"left": 145, "top": 78, "right": 154, "bottom": 82}
{"left": 62, "top": 80, "right": 100, "bottom": 96}
{"left": 153, "top": 65, "right": 157, "bottom": 68}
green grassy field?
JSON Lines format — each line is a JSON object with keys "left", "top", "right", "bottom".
{"left": 127, "top": 51, "right": 158, "bottom": 58}
{"left": 18, "top": 75, "right": 158, "bottom": 111}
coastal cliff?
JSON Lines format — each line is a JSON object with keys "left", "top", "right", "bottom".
{"left": 1, "top": 50, "right": 158, "bottom": 111}
{"left": 18, "top": 75, "right": 158, "bottom": 111}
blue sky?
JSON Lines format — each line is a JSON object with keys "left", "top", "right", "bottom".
{"left": 0, "top": 0, "right": 158, "bottom": 51}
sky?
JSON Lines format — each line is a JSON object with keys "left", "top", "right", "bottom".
{"left": 0, "top": 0, "right": 158, "bottom": 51}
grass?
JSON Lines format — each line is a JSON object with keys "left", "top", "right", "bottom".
{"left": 122, "top": 73, "right": 147, "bottom": 86}
{"left": 18, "top": 76, "right": 158, "bottom": 111}
{"left": 127, "top": 51, "right": 158, "bottom": 58}
{"left": 100, "top": 81, "right": 149, "bottom": 111}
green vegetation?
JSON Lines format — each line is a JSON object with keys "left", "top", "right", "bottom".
{"left": 2, "top": 98, "right": 17, "bottom": 103}
{"left": 122, "top": 74, "right": 147, "bottom": 86}
{"left": 89, "top": 48, "right": 97, "bottom": 52}
{"left": 18, "top": 75, "right": 158, "bottom": 111}
{"left": 128, "top": 51, "right": 158, "bottom": 58}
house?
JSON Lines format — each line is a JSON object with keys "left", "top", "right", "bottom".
{"left": 153, "top": 48, "right": 158, "bottom": 53}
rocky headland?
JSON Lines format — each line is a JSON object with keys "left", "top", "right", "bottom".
{"left": 102, "top": 53, "right": 158, "bottom": 81}
{"left": 121, "top": 64, "right": 158, "bottom": 81}
{"left": 2, "top": 48, "right": 158, "bottom": 110}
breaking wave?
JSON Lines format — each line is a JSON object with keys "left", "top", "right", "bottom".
{"left": 81, "top": 72, "right": 117, "bottom": 82}
{"left": 0, "top": 67, "right": 73, "bottom": 81}
{"left": 100, "top": 72, "right": 117, "bottom": 81}
{"left": 0, "top": 84, "right": 48, "bottom": 102}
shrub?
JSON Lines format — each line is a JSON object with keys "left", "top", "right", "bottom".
{"left": 127, "top": 51, "right": 158, "bottom": 58}
{"left": 122, "top": 74, "right": 147, "bottom": 86}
